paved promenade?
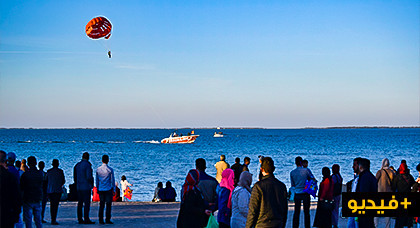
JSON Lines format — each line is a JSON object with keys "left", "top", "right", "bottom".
{"left": 38, "top": 201, "right": 393, "bottom": 228}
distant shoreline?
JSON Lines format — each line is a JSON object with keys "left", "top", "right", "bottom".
{"left": 1, "top": 126, "right": 419, "bottom": 130}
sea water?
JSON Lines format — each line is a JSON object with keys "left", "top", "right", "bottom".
{"left": 0, "top": 128, "right": 418, "bottom": 201}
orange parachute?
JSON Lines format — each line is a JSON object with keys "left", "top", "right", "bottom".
{"left": 85, "top": 16, "right": 112, "bottom": 40}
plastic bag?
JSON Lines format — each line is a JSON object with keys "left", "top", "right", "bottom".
{"left": 124, "top": 187, "right": 133, "bottom": 200}
{"left": 289, "top": 187, "right": 295, "bottom": 201}
{"left": 205, "top": 214, "right": 219, "bottom": 228}
{"left": 303, "top": 179, "right": 318, "bottom": 198}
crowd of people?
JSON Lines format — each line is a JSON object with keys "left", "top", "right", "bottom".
{"left": 1, "top": 149, "right": 419, "bottom": 228}
{"left": 0, "top": 151, "right": 132, "bottom": 227}
{"left": 176, "top": 155, "right": 420, "bottom": 228}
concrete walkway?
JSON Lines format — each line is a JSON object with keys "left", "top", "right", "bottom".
{"left": 37, "top": 201, "right": 371, "bottom": 228}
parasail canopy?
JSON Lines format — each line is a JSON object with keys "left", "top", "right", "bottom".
{"left": 85, "top": 16, "right": 112, "bottom": 40}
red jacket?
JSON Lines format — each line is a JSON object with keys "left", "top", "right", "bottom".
{"left": 318, "top": 177, "right": 333, "bottom": 201}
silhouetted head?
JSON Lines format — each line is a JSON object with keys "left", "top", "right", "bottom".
{"left": 6, "top": 152, "right": 16, "bottom": 164}
{"left": 322, "top": 167, "right": 331, "bottom": 179}
{"left": 82, "top": 152, "right": 89, "bottom": 160}
{"left": 166, "top": 181, "right": 172, "bottom": 188}
{"left": 38, "top": 161, "right": 45, "bottom": 170}
{"left": 15, "top": 160, "right": 21, "bottom": 168}
{"left": 302, "top": 160, "right": 308, "bottom": 168}
{"left": 244, "top": 157, "right": 251, "bottom": 165}
{"left": 52, "top": 159, "right": 59, "bottom": 168}
{"left": 102, "top": 155, "right": 109, "bottom": 164}
{"left": 157, "top": 182, "right": 163, "bottom": 188}
{"left": 401, "top": 160, "right": 406, "bottom": 164}
{"left": 121, "top": 175, "right": 126, "bottom": 181}
{"left": 261, "top": 157, "right": 275, "bottom": 174}
{"left": 27, "top": 156, "right": 37, "bottom": 168}
{"left": 359, "top": 158, "right": 370, "bottom": 172}
{"left": 295, "top": 156, "right": 303, "bottom": 167}
{"left": 332, "top": 164, "right": 340, "bottom": 174}
{"left": 220, "top": 155, "right": 226, "bottom": 161}
{"left": 353, "top": 157, "right": 363, "bottom": 174}
{"left": 195, "top": 158, "right": 206, "bottom": 171}
{"left": 416, "top": 163, "right": 420, "bottom": 172}
{"left": 235, "top": 157, "right": 240, "bottom": 163}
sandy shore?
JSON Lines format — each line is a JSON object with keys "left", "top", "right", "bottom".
{"left": 34, "top": 201, "right": 371, "bottom": 228}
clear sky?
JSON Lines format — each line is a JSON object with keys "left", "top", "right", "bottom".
{"left": 0, "top": 0, "right": 419, "bottom": 128}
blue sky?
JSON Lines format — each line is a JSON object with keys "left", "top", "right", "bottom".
{"left": 0, "top": 0, "right": 418, "bottom": 128}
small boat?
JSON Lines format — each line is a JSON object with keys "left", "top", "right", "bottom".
{"left": 214, "top": 132, "right": 224, "bottom": 137}
{"left": 161, "top": 131, "right": 199, "bottom": 144}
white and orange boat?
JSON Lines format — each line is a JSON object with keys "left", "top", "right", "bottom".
{"left": 161, "top": 131, "right": 199, "bottom": 144}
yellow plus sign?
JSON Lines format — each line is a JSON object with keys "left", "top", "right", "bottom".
{"left": 400, "top": 198, "right": 411, "bottom": 209}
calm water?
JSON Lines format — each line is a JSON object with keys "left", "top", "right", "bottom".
{"left": 0, "top": 128, "right": 419, "bottom": 201}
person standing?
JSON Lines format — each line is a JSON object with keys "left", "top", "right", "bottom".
{"left": 120, "top": 175, "right": 133, "bottom": 201}
{"left": 242, "top": 157, "right": 251, "bottom": 172}
{"left": 38, "top": 161, "right": 48, "bottom": 223}
{"left": 46, "top": 159, "right": 65, "bottom": 225}
{"left": 177, "top": 169, "right": 212, "bottom": 228}
{"left": 0, "top": 150, "right": 22, "bottom": 228}
{"left": 73, "top": 152, "right": 95, "bottom": 224}
{"left": 6, "top": 152, "right": 19, "bottom": 182}
{"left": 374, "top": 158, "right": 395, "bottom": 228}
{"left": 217, "top": 168, "right": 235, "bottom": 228}
{"left": 195, "top": 158, "right": 219, "bottom": 222}
{"left": 20, "top": 156, "right": 43, "bottom": 228}
{"left": 313, "top": 167, "right": 334, "bottom": 228}
{"left": 394, "top": 162, "right": 415, "bottom": 228}
{"left": 231, "top": 157, "right": 243, "bottom": 185}
{"left": 215, "top": 155, "right": 230, "bottom": 183}
{"left": 356, "top": 158, "right": 378, "bottom": 228}
{"left": 96, "top": 155, "right": 115, "bottom": 224}
{"left": 290, "top": 156, "right": 312, "bottom": 228}
{"left": 246, "top": 157, "right": 288, "bottom": 228}
{"left": 347, "top": 157, "right": 362, "bottom": 228}
{"left": 230, "top": 171, "right": 252, "bottom": 228}
{"left": 331, "top": 164, "right": 342, "bottom": 228}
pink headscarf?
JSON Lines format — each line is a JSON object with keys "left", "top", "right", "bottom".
{"left": 220, "top": 168, "right": 235, "bottom": 209}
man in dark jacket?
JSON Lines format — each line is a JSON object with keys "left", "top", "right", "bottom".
{"left": 0, "top": 150, "right": 22, "bottom": 228}
{"left": 20, "top": 156, "right": 44, "bottom": 228}
{"left": 74, "top": 152, "right": 95, "bottom": 224}
{"left": 246, "top": 157, "right": 288, "bottom": 228}
{"left": 356, "top": 158, "right": 378, "bottom": 228}
{"left": 46, "top": 159, "right": 66, "bottom": 225}
{"left": 196, "top": 158, "right": 219, "bottom": 223}
{"left": 231, "top": 157, "right": 243, "bottom": 185}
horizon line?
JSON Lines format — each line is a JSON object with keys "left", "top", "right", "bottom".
{"left": 1, "top": 125, "right": 419, "bottom": 130}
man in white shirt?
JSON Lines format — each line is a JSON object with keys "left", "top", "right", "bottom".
{"left": 96, "top": 155, "right": 115, "bottom": 224}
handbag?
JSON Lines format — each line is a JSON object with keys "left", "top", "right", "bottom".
{"left": 205, "top": 214, "right": 219, "bottom": 228}
{"left": 303, "top": 179, "right": 318, "bottom": 198}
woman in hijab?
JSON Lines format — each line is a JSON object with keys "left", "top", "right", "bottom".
{"left": 177, "top": 169, "right": 211, "bottom": 228}
{"left": 230, "top": 171, "right": 252, "bottom": 228}
{"left": 313, "top": 167, "right": 334, "bottom": 228}
{"left": 331, "top": 164, "right": 342, "bottom": 228}
{"left": 375, "top": 158, "right": 395, "bottom": 228}
{"left": 394, "top": 162, "right": 415, "bottom": 228}
{"left": 217, "top": 168, "right": 235, "bottom": 228}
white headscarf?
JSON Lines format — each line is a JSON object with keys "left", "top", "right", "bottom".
{"left": 381, "top": 158, "right": 390, "bottom": 169}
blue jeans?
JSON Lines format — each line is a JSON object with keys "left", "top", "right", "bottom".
{"left": 23, "top": 202, "right": 42, "bottom": 228}
{"left": 347, "top": 217, "right": 359, "bottom": 228}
